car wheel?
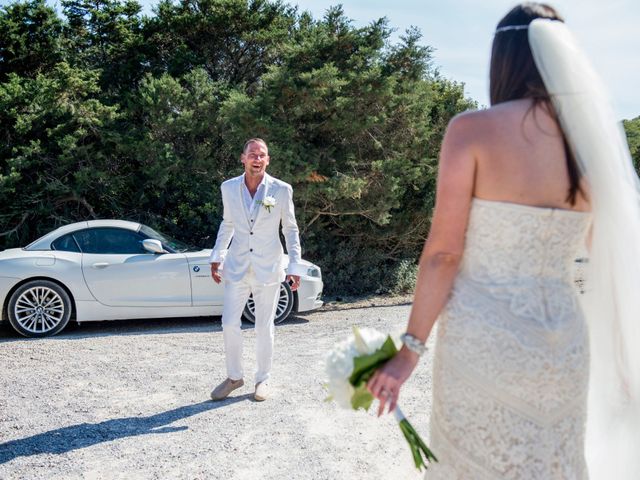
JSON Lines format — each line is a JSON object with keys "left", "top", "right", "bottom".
{"left": 243, "top": 281, "right": 294, "bottom": 325}
{"left": 7, "top": 280, "right": 72, "bottom": 337}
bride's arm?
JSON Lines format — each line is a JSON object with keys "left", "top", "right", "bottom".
{"left": 367, "top": 113, "right": 478, "bottom": 416}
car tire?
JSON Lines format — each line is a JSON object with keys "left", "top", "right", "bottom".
{"left": 242, "top": 281, "right": 294, "bottom": 325}
{"left": 7, "top": 280, "right": 72, "bottom": 338}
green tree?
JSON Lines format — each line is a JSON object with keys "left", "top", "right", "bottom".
{"left": 623, "top": 116, "right": 640, "bottom": 174}
{"left": 0, "top": 63, "right": 120, "bottom": 245}
{"left": 144, "top": 0, "right": 297, "bottom": 86}
{"left": 117, "top": 69, "right": 232, "bottom": 244}
{"left": 0, "top": 0, "right": 475, "bottom": 295}
{"left": 0, "top": 0, "right": 63, "bottom": 80}
{"left": 218, "top": 7, "right": 475, "bottom": 293}
{"left": 61, "top": 0, "right": 145, "bottom": 93}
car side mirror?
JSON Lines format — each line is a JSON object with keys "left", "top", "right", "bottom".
{"left": 142, "top": 239, "right": 166, "bottom": 254}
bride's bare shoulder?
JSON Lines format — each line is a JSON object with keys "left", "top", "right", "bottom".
{"left": 443, "top": 108, "right": 496, "bottom": 145}
{"left": 445, "top": 99, "right": 536, "bottom": 143}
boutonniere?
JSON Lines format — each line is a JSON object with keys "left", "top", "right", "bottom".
{"left": 258, "top": 195, "right": 277, "bottom": 213}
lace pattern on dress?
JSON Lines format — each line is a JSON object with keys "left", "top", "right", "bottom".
{"left": 426, "top": 199, "right": 591, "bottom": 480}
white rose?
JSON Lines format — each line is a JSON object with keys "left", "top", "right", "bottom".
{"left": 262, "top": 195, "right": 276, "bottom": 208}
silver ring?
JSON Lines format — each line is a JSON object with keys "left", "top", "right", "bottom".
{"left": 380, "top": 388, "right": 391, "bottom": 398}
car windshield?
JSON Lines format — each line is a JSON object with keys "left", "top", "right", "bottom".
{"left": 138, "top": 225, "right": 201, "bottom": 253}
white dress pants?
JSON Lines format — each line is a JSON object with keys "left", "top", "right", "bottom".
{"left": 221, "top": 268, "right": 280, "bottom": 384}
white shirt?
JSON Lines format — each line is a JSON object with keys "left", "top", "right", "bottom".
{"left": 241, "top": 174, "right": 267, "bottom": 217}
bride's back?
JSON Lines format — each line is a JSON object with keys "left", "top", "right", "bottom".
{"left": 469, "top": 98, "right": 590, "bottom": 212}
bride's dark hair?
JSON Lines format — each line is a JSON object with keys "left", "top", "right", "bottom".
{"left": 490, "top": 3, "right": 560, "bottom": 105}
{"left": 490, "top": 2, "right": 584, "bottom": 205}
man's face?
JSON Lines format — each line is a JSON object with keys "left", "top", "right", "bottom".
{"left": 241, "top": 142, "right": 270, "bottom": 178}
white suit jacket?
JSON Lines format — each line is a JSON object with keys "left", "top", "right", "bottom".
{"left": 209, "top": 173, "right": 304, "bottom": 284}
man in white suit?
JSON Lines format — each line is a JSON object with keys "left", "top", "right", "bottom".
{"left": 209, "top": 138, "right": 304, "bottom": 401}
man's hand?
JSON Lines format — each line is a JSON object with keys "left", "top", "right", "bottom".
{"left": 286, "top": 274, "right": 300, "bottom": 291}
{"left": 211, "top": 262, "right": 222, "bottom": 284}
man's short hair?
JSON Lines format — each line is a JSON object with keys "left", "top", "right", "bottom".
{"left": 242, "top": 138, "right": 268, "bottom": 153}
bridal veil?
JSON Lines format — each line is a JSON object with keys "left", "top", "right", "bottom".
{"left": 529, "top": 19, "right": 640, "bottom": 478}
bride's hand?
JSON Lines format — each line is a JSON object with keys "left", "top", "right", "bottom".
{"left": 367, "top": 347, "right": 420, "bottom": 416}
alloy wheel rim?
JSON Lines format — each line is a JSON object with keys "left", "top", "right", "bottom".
{"left": 247, "top": 284, "right": 289, "bottom": 319}
{"left": 14, "top": 287, "right": 65, "bottom": 333}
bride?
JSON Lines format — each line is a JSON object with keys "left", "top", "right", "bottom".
{"left": 367, "top": 3, "right": 640, "bottom": 478}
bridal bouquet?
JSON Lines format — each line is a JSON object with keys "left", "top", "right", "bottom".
{"left": 325, "top": 327, "right": 437, "bottom": 471}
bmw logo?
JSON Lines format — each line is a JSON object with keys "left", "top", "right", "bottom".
{"left": 193, "top": 266, "right": 200, "bottom": 272}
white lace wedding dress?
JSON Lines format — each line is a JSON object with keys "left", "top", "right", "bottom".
{"left": 426, "top": 198, "right": 592, "bottom": 479}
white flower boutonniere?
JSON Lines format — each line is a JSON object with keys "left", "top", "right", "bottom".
{"left": 259, "top": 195, "right": 277, "bottom": 213}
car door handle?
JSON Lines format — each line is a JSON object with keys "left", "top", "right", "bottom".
{"left": 92, "top": 262, "right": 110, "bottom": 269}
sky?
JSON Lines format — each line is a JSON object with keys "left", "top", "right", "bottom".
{"left": 289, "top": 0, "right": 640, "bottom": 120}
{"left": 12, "top": 0, "right": 639, "bottom": 119}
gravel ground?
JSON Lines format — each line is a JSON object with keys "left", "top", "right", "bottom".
{"left": 0, "top": 295, "right": 436, "bottom": 480}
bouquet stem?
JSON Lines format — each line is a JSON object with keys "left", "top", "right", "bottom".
{"left": 394, "top": 406, "right": 438, "bottom": 471}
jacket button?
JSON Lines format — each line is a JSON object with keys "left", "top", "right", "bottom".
{"left": 250, "top": 248, "right": 253, "bottom": 252}
{"left": 250, "top": 232, "right": 253, "bottom": 235}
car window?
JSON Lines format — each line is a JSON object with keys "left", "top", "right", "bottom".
{"left": 138, "top": 224, "right": 197, "bottom": 253}
{"left": 73, "top": 228, "right": 147, "bottom": 255}
{"left": 51, "top": 234, "right": 81, "bottom": 253}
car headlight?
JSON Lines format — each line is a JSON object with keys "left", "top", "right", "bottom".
{"left": 307, "top": 267, "right": 321, "bottom": 278}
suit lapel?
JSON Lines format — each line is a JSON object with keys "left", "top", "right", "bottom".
{"left": 237, "top": 175, "right": 252, "bottom": 228}
{"left": 254, "top": 174, "right": 275, "bottom": 225}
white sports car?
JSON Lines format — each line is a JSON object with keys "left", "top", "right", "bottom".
{"left": 0, "top": 220, "right": 323, "bottom": 337}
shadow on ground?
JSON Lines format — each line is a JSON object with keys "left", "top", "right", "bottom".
{"left": 0, "top": 397, "right": 253, "bottom": 465}
{"left": 321, "top": 300, "right": 412, "bottom": 312}
{"left": 0, "top": 315, "right": 310, "bottom": 342}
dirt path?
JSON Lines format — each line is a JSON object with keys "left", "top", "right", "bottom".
{"left": 0, "top": 296, "right": 436, "bottom": 480}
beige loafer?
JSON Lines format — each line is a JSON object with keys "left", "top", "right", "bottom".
{"left": 254, "top": 381, "right": 269, "bottom": 401}
{"left": 210, "top": 378, "right": 244, "bottom": 401}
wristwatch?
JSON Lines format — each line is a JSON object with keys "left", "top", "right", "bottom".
{"left": 400, "top": 333, "right": 427, "bottom": 356}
